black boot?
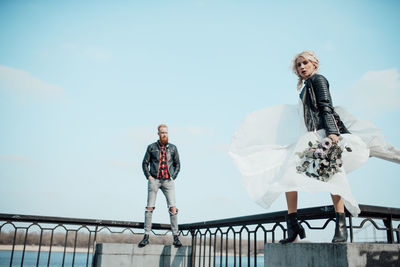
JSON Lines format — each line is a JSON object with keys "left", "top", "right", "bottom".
{"left": 279, "top": 213, "right": 306, "bottom": 244}
{"left": 138, "top": 234, "right": 149, "bottom": 247}
{"left": 332, "top": 212, "right": 348, "bottom": 243}
{"left": 173, "top": 235, "right": 182, "bottom": 247}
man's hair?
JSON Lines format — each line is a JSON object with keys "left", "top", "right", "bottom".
{"left": 157, "top": 124, "right": 168, "bottom": 132}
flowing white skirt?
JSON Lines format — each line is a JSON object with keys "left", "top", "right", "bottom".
{"left": 229, "top": 103, "right": 400, "bottom": 216}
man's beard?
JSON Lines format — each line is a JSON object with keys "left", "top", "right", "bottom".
{"left": 160, "top": 136, "right": 168, "bottom": 145}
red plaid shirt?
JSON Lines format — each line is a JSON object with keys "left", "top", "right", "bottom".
{"left": 157, "top": 142, "right": 170, "bottom": 179}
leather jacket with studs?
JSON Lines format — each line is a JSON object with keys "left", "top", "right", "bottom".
{"left": 300, "top": 74, "right": 350, "bottom": 136}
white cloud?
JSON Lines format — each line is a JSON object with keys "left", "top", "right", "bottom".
{"left": 0, "top": 65, "right": 64, "bottom": 99}
{"left": 346, "top": 69, "right": 400, "bottom": 113}
{"left": 0, "top": 154, "right": 38, "bottom": 166}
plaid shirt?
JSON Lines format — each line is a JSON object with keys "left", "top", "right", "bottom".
{"left": 157, "top": 141, "right": 170, "bottom": 179}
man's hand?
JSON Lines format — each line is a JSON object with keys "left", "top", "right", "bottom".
{"left": 148, "top": 176, "right": 154, "bottom": 180}
{"left": 328, "top": 134, "right": 339, "bottom": 143}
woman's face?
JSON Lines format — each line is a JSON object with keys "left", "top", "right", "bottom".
{"left": 296, "top": 57, "right": 316, "bottom": 79}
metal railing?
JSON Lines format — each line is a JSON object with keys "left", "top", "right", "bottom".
{"left": 180, "top": 204, "right": 400, "bottom": 267}
{"left": 1, "top": 204, "right": 399, "bottom": 267}
{"left": 0, "top": 214, "right": 171, "bottom": 267}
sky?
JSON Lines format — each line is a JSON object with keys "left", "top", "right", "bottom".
{"left": 1, "top": 0, "right": 400, "bottom": 242}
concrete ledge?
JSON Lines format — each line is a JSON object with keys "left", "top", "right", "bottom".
{"left": 93, "top": 243, "right": 200, "bottom": 267}
{"left": 264, "top": 243, "right": 400, "bottom": 267}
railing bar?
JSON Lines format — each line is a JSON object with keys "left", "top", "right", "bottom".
{"left": 219, "top": 233, "right": 223, "bottom": 267}
{"left": 254, "top": 230, "right": 257, "bottom": 267}
{"left": 36, "top": 228, "right": 44, "bottom": 267}
{"left": 198, "top": 234, "right": 202, "bottom": 267}
{"left": 233, "top": 232, "right": 236, "bottom": 267}
{"left": 9, "top": 226, "right": 18, "bottom": 267}
{"left": 225, "top": 231, "right": 228, "bottom": 267}
{"left": 208, "top": 232, "right": 212, "bottom": 267}
{"left": 239, "top": 231, "right": 242, "bottom": 267}
{"left": 62, "top": 230, "right": 69, "bottom": 267}
{"left": 272, "top": 226, "right": 276, "bottom": 243}
{"left": 91, "top": 225, "right": 98, "bottom": 267}
{"left": 86, "top": 230, "right": 92, "bottom": 267}
{"left": 349, "top": 216, "right": 354, "bottom": 243}
{"left": 203, "top": 233, "right": 207, "bottom": 267}
{"left": 213, "top": 232, "right": 217, "bottom": 267}
{"left": 264, "top": 228, "right": 267, "bottom": 244}
{"left": 72, "top": 230, "right": 78, "bottom": 266}
{"left": 190, "top": 230, "right": 196, "bottom": 267}
{"left": 47, "top": 229, "right": 54, "bottom": 267}
{"left": 247, "top": 231, "right": 250, "bottom": 267}
{"left": 20, "top": 227, "right": 29, "bottom": 267}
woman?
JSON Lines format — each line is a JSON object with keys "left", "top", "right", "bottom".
{"left": 229, "top": 50, "right": 400, "bottom": 243}
{"left": 282, "top": 51, "right": 353, "bottom": 244}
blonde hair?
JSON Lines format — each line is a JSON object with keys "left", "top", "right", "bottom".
{"left": 292, "top": 50, "right": 320, "bottom": 90}
{"left": 157, "top": 124, "right": 168, "bottom": 132}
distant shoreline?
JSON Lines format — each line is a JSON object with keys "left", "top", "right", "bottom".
{"left": 0, "top": 245, "right": 93, "bottom": 253}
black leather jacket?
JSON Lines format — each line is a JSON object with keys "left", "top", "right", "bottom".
{"left": 300, "top": 74, "right": 349, "bottom": 136}
{"left": 142, "top": 141, "right": 181, "bottom": 180}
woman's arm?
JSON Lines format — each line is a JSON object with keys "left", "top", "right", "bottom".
{"left": 311, "top": 74, "right": 340, "bottom": 138}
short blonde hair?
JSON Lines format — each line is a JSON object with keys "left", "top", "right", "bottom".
{"left": 292, "top": 50, "right": 320, "bottom": 90}
{"left": 157, "top": 124, "right": 168, "bottom": 132}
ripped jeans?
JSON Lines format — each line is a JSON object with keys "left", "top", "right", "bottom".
{"left": 144, "top": 178, "right": 178, "bottom": 235}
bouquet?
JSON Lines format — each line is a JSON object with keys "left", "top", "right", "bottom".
{"left": 296, "top": 137, "right": 352, "bottom": 182}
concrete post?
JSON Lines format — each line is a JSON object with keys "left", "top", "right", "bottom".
{"left": 264, "top": 243, "right": 400, "bottom": 267}
{"left": 93, "top": 243, "right": 214, "bottom": 267}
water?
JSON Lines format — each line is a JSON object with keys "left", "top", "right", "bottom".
{"left": 0, "top": 251, "right": 263, "bottom": 266}
{"left": 0, "top": 251, "right": 92, "bottom": 267}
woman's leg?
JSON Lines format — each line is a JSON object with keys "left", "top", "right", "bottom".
{"left": 331, "top": 194, "right": 348, "bottom": 242}
{"left": 280, "top": 191, "right": 305, "bottom": 243}
{"left": 285, "top": 191, "right": 298, "bottom": 214}
{"left": 331, "top": 194, "right": 344, "bottom": 213}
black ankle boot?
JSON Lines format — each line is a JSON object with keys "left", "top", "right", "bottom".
{"left": 332, "top": 212, "right": 348, "bottom": 243}
{"left": 279, "top": 213, "right": 306, "bottom": 244}
{"left": 173, "top": 235, "right": 182, "bottom": 247}
{"left": 138, "top": 234, "right": 149, "bottom": 247}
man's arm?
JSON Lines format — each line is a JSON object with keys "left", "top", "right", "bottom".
{"left": 142, "top": 145, "right": 152, "bottom": 179}
{"left": 172, "top": 147, "right": 180, "bottom": 180}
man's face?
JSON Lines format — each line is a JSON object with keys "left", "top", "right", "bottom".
{"left": 158, "top": 127, "right": 168, "bottom": 144}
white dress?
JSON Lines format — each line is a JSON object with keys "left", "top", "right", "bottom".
{"left": 229, "top": 102, "right": 400, "bottom": 217}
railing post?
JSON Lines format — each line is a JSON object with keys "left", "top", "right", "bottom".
{"left": 91, "top": 225, "right": 99, "bottom": 267}
{"left": 383, "top": 215, "right": 394, "bottom": 244}
{"left": 190, "top": 229, "right": 195, "bottom": 267}
{"left": 348, "top": 216, "right": 353, "bottom": 243}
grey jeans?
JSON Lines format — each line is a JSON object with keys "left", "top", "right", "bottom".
{"left": 144, "top": 178, "right": 178, "bottom": 235}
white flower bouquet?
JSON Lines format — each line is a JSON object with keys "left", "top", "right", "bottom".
{"left": 296, "top": 137, "right": 352, "bottom": 182}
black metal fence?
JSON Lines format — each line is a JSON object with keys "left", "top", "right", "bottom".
{"left": 180, "top": 204, "right": 400, "bottom": 267}
{"left": 1, "top": 204, "right": 399, "bottom": 267}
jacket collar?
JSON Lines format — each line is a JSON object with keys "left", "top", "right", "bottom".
{"left": 157, "top": 140, "right": 169, "bottom": 148}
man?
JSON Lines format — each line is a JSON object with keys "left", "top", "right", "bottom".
{"left": 139, "top": 124, "right": 182, "bottom": 247}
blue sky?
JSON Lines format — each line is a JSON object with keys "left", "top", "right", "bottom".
{"left": 1, "top": 0, "right": 399, "bottom": 241}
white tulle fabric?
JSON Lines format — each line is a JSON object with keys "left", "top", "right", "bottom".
{"left": 229, "top": 102, "right": 400, "bottom": 217}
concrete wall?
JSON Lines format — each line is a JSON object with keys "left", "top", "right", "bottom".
{"left": 93, "top": 243, "right": 214, "bottom": 267}
{"left": 264, "top": 243, "right": 400, "bottom": 267}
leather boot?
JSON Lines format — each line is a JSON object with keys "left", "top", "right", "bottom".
{"left": 332, "top": 212, "right": 348, "bottom": 243}
{"left": 138, "top": 234, "right": 149, "bottom": 247}
{"left": 279, "top": 213, "right": 306, "bottom": 244}
{"left": 173, "top": 235, "right": 182, "bottom": 247}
